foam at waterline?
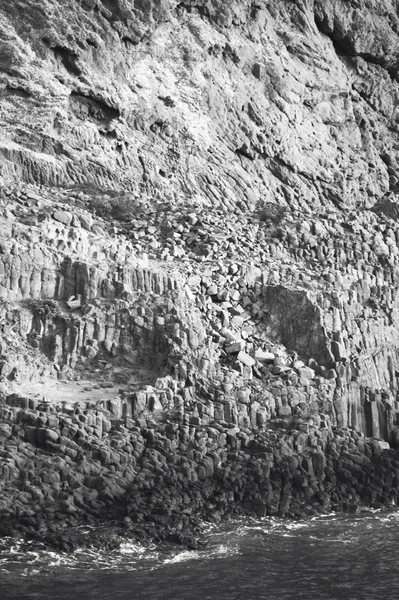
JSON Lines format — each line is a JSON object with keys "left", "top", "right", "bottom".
{"left": 0, "top": 540, "right": 160, "bottom": 575}
{"left": 163, "top": 543, "right": 240, "bottom": 565}
{"left": 237, "top": 520, "right": 311, "bottom": 536}
{"left": 306, "top": 535, "right": 355, "bottom": 544}
{"left": 118, "top": 542, "right": 149, "bottom": 555}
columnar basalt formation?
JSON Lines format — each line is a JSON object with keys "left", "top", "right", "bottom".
{"left": 2, "top": 0, "right": 399, "bottom": 548}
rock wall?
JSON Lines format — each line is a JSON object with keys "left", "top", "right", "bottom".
{"left": 2, "top": 0, "right": 399, "bottom": 547}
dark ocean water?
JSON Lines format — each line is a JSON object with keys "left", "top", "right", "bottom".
{"left": 1, "top": 511, "right": 398, "bottom": 600}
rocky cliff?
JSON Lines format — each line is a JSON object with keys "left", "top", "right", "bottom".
{"left": 2, "top": 0, "right": 399, "bottom": 550}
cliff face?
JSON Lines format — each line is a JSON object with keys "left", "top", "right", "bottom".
{"left": 2, "top": 0, "right": 399, "bottom": 548}
{"left": 2, "top": 0, "right": 399, "bottom": 206}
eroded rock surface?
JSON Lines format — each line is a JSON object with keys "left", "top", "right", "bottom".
{"left": 2, "top": 0, "right": 399, "bottom": 548}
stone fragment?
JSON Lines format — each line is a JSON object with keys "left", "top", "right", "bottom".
{"left": 293, "top": 360, "right": 306, "bottom": 369}
{"left": 45, "top": 429, "right": 59, "bottom": 443}
{"left": 377, "top": 440, "right": 390, "bottom": 450}
{"left": 240, "top": 326, "right": 252, "bottom": 340}
{"left": 225, "top": 341, "right": 245, "bottom": 353}
{"left": 67, "top": 295, "right": 82, "bottom": 309}
{"left": 188, "top": 274, "right": 201, "bottom": 287}
{"left": 331, "top": 341, "right": 346, "bottom": 361}
{"left": 279, "top": 405, "right": 292, "bottom": 418}
{"left": 217, "top": 308, "right": 230, "bottom": 327}
{"left": 0, "top": 423, "right": 11, "bottom": 440}
{"left": 242, "top": 365, "right": 253, "bottom": 379}
{"left": 53, "top": 210, "right": 73, "bottom": 226}
{"left": 237, "top": 351, "right": 256, "bottom": 367}
{"left": 271, "top": 365, "right": 291, "bottom": 375}
{"left": 85, "top": 345, "right": 97, "bottom": 359}
{"left": 252, "top": 63, "right": 263, "bottom": 79}
{"left": 230, "top": 290, "right": 241, "bottom": 301}
{"left": 255, "top": 349, "right": 275, "bottom": 362}
{"left": 92, "top": 224, "right": 105, "bottom": 235}
{"left": 220, "top": 328, "right": 237, "bottom": 342}
{"left": 231, "top": 315, "right": 244, "bottom": 328}
{"left": 298, "top": 367, "right": 315, "bottom": 380}
{"left": 80, "top": 214, "right": 93, "bottom": 231}
{"left": 26, "top": 190, "right": 41, "bottom": 202}
{"left": 207, "top": 285, "right": 218, "bottom": 295}
{"left": 185, "top": 285, "right": 195, "bottom": 301}
{"left": 109, "top": 398, "right": 123, "bottom": 419}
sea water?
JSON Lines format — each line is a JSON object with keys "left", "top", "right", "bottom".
{"left": 1, "top": 511, "right": 398, "bottom": 600}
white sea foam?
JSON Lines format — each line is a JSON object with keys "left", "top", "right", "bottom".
{"left": 282, "top": 521, "right": 310, "bottom": 530}
{"left": 310, "top": 512, "right": 336, "bottom": 521}
{"left": 163, "top": 543, "right": 239, "bottom": 565}
{"left": 210, "top": 543, "right": 238, "bottom": 556}
{"left": 163, "top": 550, "right": 201, "bottom": 564}
{"left": 118, "top": 542, "right": 147, "bottom": 555}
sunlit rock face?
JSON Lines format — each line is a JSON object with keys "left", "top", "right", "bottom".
{"left": 3, "top": 0, "right": 399, "bottom": 545}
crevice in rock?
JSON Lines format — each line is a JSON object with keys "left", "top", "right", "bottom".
{"left": 250, "top": 3, "right": 261, "bottom": 20}
{"left": 69, "top": 92, "right": 120, "bottom": 123}
{"left": 0, "top": 86, "right": 31, "bottom": 99}
{"left": 122, "top": 36, "right": 140, "bottom": 47}
{"left": 53, "top": 46, "right": 82, "bottom": 76}
{"left": 235, "top": 144, "right": 255, "bottom": 161}
{"left": 379, "top": 153, "right": 399, "bottom": 193}
{"left": 138, "top": 154, "right": 147, "bottom": 181}
{"left": 158, "top": 95, "right": 175, "bottom": 108}
{"left": 370, "top": 194, "right": 399, "bottom": 219}
{"left": 313, "top": 12, "right": 396, "bottom": 80}
{"left": 222, "top": 43, "right": 240, "bottom": 65}
{"left": 0, "top": 65, "right": 18, "bottom": 77}
{"left": 353, "top": 86, "right": 380, "bottom": 114}
{"left": 150, "top": 119, "right": 169, "bottom": 134}
{"left": 100, "top": 129, "right": 117, "bottom": 140}
{"left": 100, "top": 0, "right": 122, "bottom": 19}
{"left": 176, "top": 2, "right": 211, "bottom": 21}
{"left": 247, "top": 102, "right": 263, "bottom": 127}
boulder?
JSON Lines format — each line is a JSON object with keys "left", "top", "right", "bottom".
{"left": 53, "top": 210, "right": 73, "bottom": 226}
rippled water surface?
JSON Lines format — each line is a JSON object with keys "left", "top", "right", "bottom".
{"left": 1, "top": 511, "right": 399, "bottom": 599}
